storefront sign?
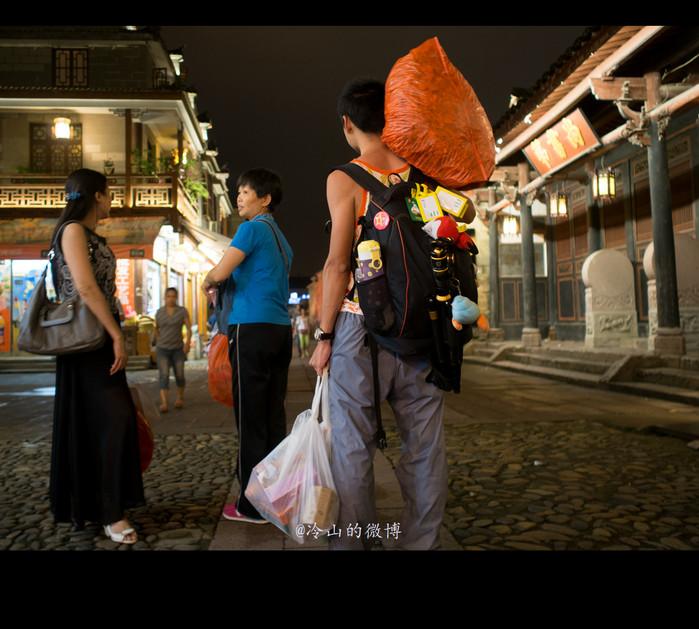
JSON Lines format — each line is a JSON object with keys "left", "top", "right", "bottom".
{"left": 115, "top": 259, "right": 136, "bottom": 318}
{"left": 523, "top": 109, "right": 601, "bottom": 177}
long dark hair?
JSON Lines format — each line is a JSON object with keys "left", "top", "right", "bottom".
{"left": 51, "top": 168, "right": 108, "bottom": 244}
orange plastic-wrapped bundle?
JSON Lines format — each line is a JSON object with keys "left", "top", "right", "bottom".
{"left": 208, "top": 333, "right": 233, "bottom": 407}
{"left": 382, "top": 37, "right": 495, "bottom": 189}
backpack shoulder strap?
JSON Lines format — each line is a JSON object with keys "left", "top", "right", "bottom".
{"left": 331, "top": 163, "right": 389, "bottom": 198}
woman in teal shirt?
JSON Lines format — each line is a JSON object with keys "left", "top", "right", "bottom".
{"left": 203, "top": 168, "right": 293, "bottom": 524}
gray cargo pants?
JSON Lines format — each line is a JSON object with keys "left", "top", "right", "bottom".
{"left": 327, "top": 311, "right": 447, "bottom": 550}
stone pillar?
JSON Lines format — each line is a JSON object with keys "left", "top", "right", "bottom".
{"left": 646, "top": 71, "right": 685, "bottom": 355}
{"left": 582, "top": 249, "right": 639, "bottom": 348}
{"left": 487, "top": 187, "right": 504, "bottom": 341}
{"left": 518, "top": 163, "right": 540, "bottom": 347}
{"left": 644, "top": 234, "right": 699, "bottom": 354}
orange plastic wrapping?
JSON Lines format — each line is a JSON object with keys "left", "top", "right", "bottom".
{"left": 208, "top": 333, "right": 233, "bottom": 407}
{"left": 382, "top": 37, "right": 495, "bottom": 189}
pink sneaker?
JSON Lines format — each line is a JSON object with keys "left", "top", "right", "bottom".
{"left": 222, "top": 502, "right": 268, "bottom": 524}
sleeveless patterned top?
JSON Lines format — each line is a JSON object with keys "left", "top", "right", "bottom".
{"left": 55, "top": 223, "right": 120, "bottom": 316}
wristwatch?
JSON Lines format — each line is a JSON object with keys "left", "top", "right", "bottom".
{"left": 314, "top": 327, "right": 335, "bottom": 342}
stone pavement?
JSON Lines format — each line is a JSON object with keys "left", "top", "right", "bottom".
{"left": 1, "top": 354, "right": 699, "bottom": 550}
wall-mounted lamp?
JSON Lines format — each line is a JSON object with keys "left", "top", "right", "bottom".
{"left": 53, "top": 117, "right": 71, "bottom": 140}
{"left": 503, "top": 216, "right": 519, "bottom": 237}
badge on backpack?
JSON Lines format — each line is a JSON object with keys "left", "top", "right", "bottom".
{"left": 374, "top": 211, "right": 390, "bottom": 231}
{"left": 405, "top": 195, "right": 424, "bottom": 222}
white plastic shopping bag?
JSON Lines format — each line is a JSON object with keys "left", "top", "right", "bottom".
{"left": 244, "top": 369, "right": 338, "bottom": 544}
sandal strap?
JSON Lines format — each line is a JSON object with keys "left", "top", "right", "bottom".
{"left": 104, "top": 525, "right": 136, "bottom": 541}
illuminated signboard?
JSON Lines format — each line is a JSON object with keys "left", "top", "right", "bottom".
{"left": 522, "top": 108, "right": 601, "bottom": 177}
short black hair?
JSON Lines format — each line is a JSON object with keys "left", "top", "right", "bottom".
{"left": 166, "top": 287, "right": 178, "bottom": 296}
{"left": 236, "top": 168, "right": 283, "bottom": 212}
{"left": 337, "top": 78, "right": 385, "bottom": 134}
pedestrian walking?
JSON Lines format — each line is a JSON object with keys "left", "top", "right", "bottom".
{"left": 295, "top": 306, "right": 310, "bottom": 358}
{"left": 154, "top": 287, "right": 192, "bottom": 412}
{"left": 49, "top": 168, "right": 145, "bottom": 545}
{"left": 203, "top": 168, "right": 293, "bottom": 524}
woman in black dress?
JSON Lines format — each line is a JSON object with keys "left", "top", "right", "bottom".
{"left": 50, "top": 169, "right": 145, "bottom": 544}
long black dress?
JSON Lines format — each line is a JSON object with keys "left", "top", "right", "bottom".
{"left": 49, "top": 225, "right": 145, "bottom": 529}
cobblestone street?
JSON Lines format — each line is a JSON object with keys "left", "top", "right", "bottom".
{"left": 384, "top": 419, "right": 699, "bottom": 550}
{"left": 2, "top": 357, "right": 699, "bottom": 550}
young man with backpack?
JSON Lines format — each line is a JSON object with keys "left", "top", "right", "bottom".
{"left": 310, "top": 79, "right": 477, "bottom": 550}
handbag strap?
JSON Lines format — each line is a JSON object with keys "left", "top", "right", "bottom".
{"left": 256, "top": 216, "right": 290, "bottom": 276}
{"left": 48, "top": 220, "right": 90, "bottom": 301}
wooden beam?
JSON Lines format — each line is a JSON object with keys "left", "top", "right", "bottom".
{"left": 590, "top": 77, "right": 647, "bottom": 102}
{"left": 125, "top": 109, "right": 132, "bottom": 208}
{"left": 177, "top": 126, "right": 184, "bottom": 166}
{"left": 0, "top": 208, "right": 176, "bottom": 220}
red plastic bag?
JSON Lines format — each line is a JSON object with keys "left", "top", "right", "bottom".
{"left": 136, "top": 410, "right": 154, "bottom": 472}
{"left": 129, "top": 385, "right": 154, "bottom": 472}
{"left": 208, "top": 333, "right": 233, "bottom": 407}
{"left": 382, "top": 37, "right": 495, "bottom": 189}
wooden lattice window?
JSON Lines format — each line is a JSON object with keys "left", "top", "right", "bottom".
{"left": 602, "top": 179, "right": 626, "bottom": 248}
{"left": 670, "top": 163, "right": 695, "bottom": 232}
{"left": 633, "top": 177, "right": 652, "bottom": 244}
{"left": 53, "top": 49, "right": 88, "bottom": 87}
{"left": 31, "top": 123, "right": 83, "bottom": 175}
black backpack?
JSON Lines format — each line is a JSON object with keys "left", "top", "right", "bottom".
{"left": 332, "top": 162, "right": 478, "bottom": 395}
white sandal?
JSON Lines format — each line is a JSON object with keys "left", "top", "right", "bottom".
{"left": 104, "top": 524, "right": 138, "bottom": 545}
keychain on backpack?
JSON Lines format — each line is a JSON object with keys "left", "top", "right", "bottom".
{"left": 415, "top": 184, "right": 444, "bottom": 222}
{"left": 435, "top": 186, "right": 468, "bottom": 218}
{"left": 405, "top": 186, "right": 424, "bottom": 223}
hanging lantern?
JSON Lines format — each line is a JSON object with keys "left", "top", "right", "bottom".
{"left": 548, "top": 190, "right": 568, "bottom": 218}
{"left": 592, "top": 168, "right": 616, "bottom": 203}
{"left": 503, "top": 215, "right": 519, "bottom": 237}
{"left": 53, "top": 117, "right": 71, "bottom": 139}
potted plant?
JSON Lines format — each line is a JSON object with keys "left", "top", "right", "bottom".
{"left": 131, "top": 149, "right": 156, "bottom": 176}
{"left": 183, "top": 178, "right": 210, "bottom": 203}
{"left": 103, "top": 159, "right": 115, "bottom": 175}
{"left": 182, "top": 156, "right": 210, "bottom": 204}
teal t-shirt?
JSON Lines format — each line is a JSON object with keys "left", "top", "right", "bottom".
{"left": 228, "top": 215, "right": 293, "bottom": 326}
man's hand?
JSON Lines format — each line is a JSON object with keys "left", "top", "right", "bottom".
{"left": 310, "top": 341, "right": 332, "bottom": 376}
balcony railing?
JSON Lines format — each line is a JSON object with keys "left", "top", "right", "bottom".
{"left": 0, "top": 173, "right": 200, "bottom": 224}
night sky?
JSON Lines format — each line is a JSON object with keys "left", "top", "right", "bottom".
{"left": 160, "top": 26, "right": 591, "bottom": 278}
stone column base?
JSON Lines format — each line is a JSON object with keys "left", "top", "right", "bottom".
{"left": 521, "top": 327, "right": 542, "bottom": 348}
{"left": 488, "top": 328, "right": 505, "bottom": 342}
{"left": 651, "top": 327, "right": 686, "bottom": 356}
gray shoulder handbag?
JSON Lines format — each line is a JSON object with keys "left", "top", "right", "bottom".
{"left": 17, "top": 221, "right": 106, "bottom": 355}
